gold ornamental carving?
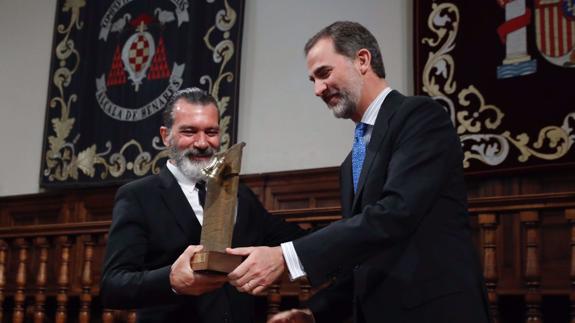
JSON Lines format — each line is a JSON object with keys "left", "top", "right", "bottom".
{"left": 421, "top": 2, "right": 574, "bottom": 168}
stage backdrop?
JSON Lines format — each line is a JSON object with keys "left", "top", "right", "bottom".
{"left": 40, "top": 0, "right": 244, "bottom": 187}
{"left": 414, "top": 0, "right": 575, "bottom": 173}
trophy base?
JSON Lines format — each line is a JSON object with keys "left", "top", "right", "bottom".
{"left": 190, "top": 250, "right": 243, "bottom": 274}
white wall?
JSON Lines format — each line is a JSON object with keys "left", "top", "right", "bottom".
{"left": 238, "top": 0, "right": 413, "bottom": 174}
{"left": 0, "top": 0, "right": 57, "bottom": 196}
{"left": 0, "top": 0, "right": 412, "bottom": 196}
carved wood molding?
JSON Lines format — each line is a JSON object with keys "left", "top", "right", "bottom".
{"left": 0, "top": 166, "right": 574, "bottom": 322}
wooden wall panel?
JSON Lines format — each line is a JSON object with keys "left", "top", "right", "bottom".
{"left": 0, "top": 165, "right": 573, "bottom": 322}
{"left": 242, "top": 167, "right": 340, "bottom": 211}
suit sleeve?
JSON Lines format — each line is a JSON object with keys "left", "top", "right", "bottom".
{"left": 293, "top": 98, "right": 461, "bottom": 286}
{"left": 100, "top": 185, "right": 179, "bottom": 309}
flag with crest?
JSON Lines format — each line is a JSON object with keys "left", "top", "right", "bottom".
{"left": 41, "top": 0, "right": 244, "bottom": 187}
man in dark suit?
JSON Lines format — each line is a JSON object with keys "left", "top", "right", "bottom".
{"left": 227, "top": 21, "right": 490, "bottom": 323}
{"left": 100, "top": 87, "right": 304, "bottom": 323}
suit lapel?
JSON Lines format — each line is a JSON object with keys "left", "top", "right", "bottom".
{"left": 340, "top": 153, "right": 354, "bottom": 217}
{"left": 352, "top": 90, "right": 402, "bottom": 211}
{"left": 158, "top": 167, "right": 202, "bottom": 239}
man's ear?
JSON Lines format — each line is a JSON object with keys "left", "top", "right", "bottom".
{"left": 160, "top": 126, "right": 170, "bottom": 146}
{"left": 356, "top": 48, "right": 371, "bottom": 74}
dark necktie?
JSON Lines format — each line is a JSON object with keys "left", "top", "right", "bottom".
{"left": 352, "top": 122, "right": 367, "bottom": 192}
{"left": 196, "top": 181, "right": 206, "bottom": 208}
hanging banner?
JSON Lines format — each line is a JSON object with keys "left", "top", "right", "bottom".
{"left": 41, "top": 0, "right": 244, "bottom": 187}
{"left": 414, "top": 0, "right": 575, "bottom": 173}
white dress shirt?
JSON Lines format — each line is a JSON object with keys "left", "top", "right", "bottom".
{"left": 166, "top": 161, "right": 206, "bottom": 225}
{"left": 166, "top": 160, "right": 238, "bottom": 226}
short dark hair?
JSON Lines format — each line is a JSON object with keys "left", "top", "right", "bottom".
{"left": 162, "top": 87, "right": 219, "bottom": 129}
{"left": 304, "top": 21, "right": 386, "bottom": 78}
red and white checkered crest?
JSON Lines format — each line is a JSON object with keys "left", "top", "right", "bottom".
{"left": 121, "top": 17, "right": 156, "bottom": 92}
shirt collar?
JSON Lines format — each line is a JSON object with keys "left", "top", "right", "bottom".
{"left": 360, "top": 87, "right": 392, "bottom": 126}
{"left": 166, "top": 160, "right": 198, "bottom": 187}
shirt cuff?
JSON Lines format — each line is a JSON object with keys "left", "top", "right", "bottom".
{"left": 281, "top": 242, "right": 306, "bottom": 280}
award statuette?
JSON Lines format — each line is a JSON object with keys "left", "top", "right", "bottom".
{"left": 190, "top": 142, "right": 246, "bottom": 273}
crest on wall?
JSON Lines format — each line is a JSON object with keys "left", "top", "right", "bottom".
{"left": 95, "top": 3, "right": 188, "bottom": 122}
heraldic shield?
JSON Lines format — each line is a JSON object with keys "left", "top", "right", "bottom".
{"left": 535, "top": 0, "right": 575, "bottom": 66}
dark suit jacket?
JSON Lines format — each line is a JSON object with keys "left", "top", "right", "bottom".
{"left": 294, "top": 91, "right": 490, "bottom": 323}
{"left": 101, "top": 167, "right": 304, "bottom": 323}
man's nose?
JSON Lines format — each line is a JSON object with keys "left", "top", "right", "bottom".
{"left": 194, "top": 133, "right": 209, "bottom": 149}
{"left": 314, "top": 81, "right": 327, "bottom": 97}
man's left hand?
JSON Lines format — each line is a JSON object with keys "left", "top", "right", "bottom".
{"left": 226, "top": 246, "right": 285, "bottom": 295}
{"left": 268, "top": 308, "right": 315, "bottom": 323}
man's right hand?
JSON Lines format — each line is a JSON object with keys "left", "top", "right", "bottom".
{"left": 268, "top": 308, "right": 315, "bottom": 323}
{"left": 170, "top": 245, "right": 228, "bottom": 295}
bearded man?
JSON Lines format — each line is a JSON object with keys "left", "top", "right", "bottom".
{"left": 101, "top": 87, "right": 304, "bottom": 323}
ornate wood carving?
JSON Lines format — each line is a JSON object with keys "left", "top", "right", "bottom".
{"left": 479, "top": 213, "right": 499, "bottom": 322}
{"left": 34, "top": 237, "right": 49, "bottom": 323}
{"left": 56, "top": 236, "right": 71, "bottom": 323}
{"left": 521, "top": 210, "right": 542, "bottom": 323}
{"left": 298, "top": 279, "right": 312, "bottom": 312}
{"left": 13, "top": 238, "right": 28, "bottom": 323}
{"left": 266, "top": 283, "right": 281, "bottom": 320}
{"left": 0, "top": 166, "right": 573, "bottom": 322}
{"left": 79, "top": 235, "right": 94, "bottom": 323}
{"left": 101, "top": 309, "right": 113, "bottom": 323}
{"left": 127, "top": 310, "right": 137, "bottom": 323}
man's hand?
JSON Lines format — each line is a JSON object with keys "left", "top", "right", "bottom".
{"left": 226, "top": 246, "right": 285, "bottom": 295}
{"left": 268, "top": 308, "right": 315, "bottom": 323}
{"left": 170, "top": 245, "right": 228, "bottom": 295}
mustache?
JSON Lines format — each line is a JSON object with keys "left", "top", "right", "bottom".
{"left": 322, "top": 90, "right": 339, "bottom": 101}
{"left": 322, "top": 90, "right": 346, "bottom": 106}
{"left": 182, "top": 147, "right": 217, "bottom": 158}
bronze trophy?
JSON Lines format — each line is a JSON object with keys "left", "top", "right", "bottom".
{"left": 190, "top": 142, "right": 246, "bottom": 273}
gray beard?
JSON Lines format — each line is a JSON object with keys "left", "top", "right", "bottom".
{"left": 327, "top": 71, "right": 362, "bottom": 119}
{"left": 169, "top": 145, "right": 215, "bottom": 182}
{"left": 177, "top": 156, "right": 211, "bottom": 181}
{"left": 330, "top": 90, "right": 357, "bottom": 119}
